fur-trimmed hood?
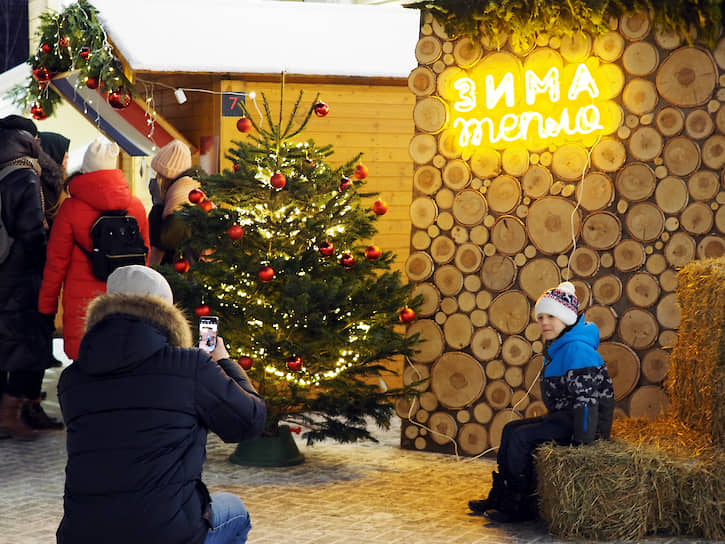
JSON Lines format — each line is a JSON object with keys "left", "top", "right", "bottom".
{"left": 77, "top": 294, "right": 193, "bottom": 375}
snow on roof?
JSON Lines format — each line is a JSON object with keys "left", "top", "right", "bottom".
{"left": 86, "top": 0, "right": 420, "bottom": 78}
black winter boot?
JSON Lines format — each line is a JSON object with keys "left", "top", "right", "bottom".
{"left": 21, "top": 398, "right": 64, "bottom": 430}
{"left": 483, "top": 490, "right": 538, "bottom": 523}
{"left": 468, "top": 471, "right": 505, "bottom": 514}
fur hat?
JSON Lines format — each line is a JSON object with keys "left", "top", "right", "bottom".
{"left": 0, "top": 114, "right": 38, "bottom": 136}
{"left": 106, "top": 265, "right": 173, "bottom": 305}
{"left": 535, "top": 281, "right": 579, "bottom": 326}
{"left": 151, "top": 140, "right": 191, "bottom": 179}
{"left": 81, "top": 138, "right": 119, "bottom": 173}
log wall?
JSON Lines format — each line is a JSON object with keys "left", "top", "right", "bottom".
{"left": 400, "top": 11, "right": 725, "bottom": 455}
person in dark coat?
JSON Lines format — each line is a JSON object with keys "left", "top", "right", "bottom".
{"left": 37, "top": 131, "right": 70, "bottom": 227}
{"left": 56, "top": 265, "right": 266, "bottom": 544}
{"left": 0, "top": 115, "right": 53, "bottom": 441}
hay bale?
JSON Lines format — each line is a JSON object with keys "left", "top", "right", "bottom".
{"left": 671, "top": 258, "right": 725, "bottom": 447}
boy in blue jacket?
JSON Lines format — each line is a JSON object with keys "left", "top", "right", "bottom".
{"left": 469, "top": 281, "right": 614, "bottom": 522}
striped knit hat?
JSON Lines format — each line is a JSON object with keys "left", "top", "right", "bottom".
{"left": 535, "top": 281, "right": 579, "bottom": 326}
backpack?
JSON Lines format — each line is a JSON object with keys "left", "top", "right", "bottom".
{"left": 0, "top": 164, "right": 26, "bottom": 264}
{"left": 75, "top": 210, "right": 148, "bottom": 281}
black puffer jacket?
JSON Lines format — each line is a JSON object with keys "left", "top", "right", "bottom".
{"left": 0, "top": 127, "right": 50, "bottom": 372}
{"left": 57, "top": 294, "right": 266, "bottom": 544}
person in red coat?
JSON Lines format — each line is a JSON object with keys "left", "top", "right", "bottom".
{"left": 38, "top": 139, "right": 150, "bottom": 360}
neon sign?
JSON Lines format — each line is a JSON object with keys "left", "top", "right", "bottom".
{"left": 445, "top": 52, "right": 618, "bottom": 151}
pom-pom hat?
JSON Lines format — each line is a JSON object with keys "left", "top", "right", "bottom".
{"left": 151, "top": 139, "right": 191, "bottom": 179}
{"left": 106, "top": 265, "right": 173, "bottom": 305}
{"left": 81, "top": 138, "right": 119, "bottom": 173}
{"left": 535, "top": 281, "right": 579, "bottom": 326}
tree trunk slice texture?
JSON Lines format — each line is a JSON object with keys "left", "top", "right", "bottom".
{"left": 411, "top": 283, "right": 440, "bottom": 317}
{"left": 470, "top": 146, "right": 502, "bottom": 179}
{"left": 591, "top": 139, "right": 626, "bottom": 174}
{"left": 620, "top": 12, "right": 651, "bottom": 41}
{"left": 613, "top": 239, "right": 646, "bottom": 272}
{"left": 436, "top": 189, "right": 454, "bottom": 210}
{"left": 458, "top": 290, "right": 477, "bottom": 313}
{"left": 522, "top": 165, "right": 552, "bottom": 198}
{"left": 525, "top": 400, "right": 548, "bottom": 418}
{"left": 481, "top": 254, "right": 517, "bottom": 291}
{"left": 659, "top": 269, "right": 679, "bottom": 293}
{"left": 440, "top": 297, "right": 458, "bottom": 315}
{"left": 410, "top": 197, "right": 438, "bottom": 230}
{"left": 654, "top": 26, "right": 682, "bottom": 50}
{"left": 406, "top": 251, "right": 434, "bottom": 282}
{"left": 485, "top": 379, "right": 512, "bottom": 410}
{"left": 489, "top": 410, "right": 522, "bottom": 449}
{"left": 526, "top": 197, "right": 582, "bottom": 255}
{"left": 664, "top": 231, "right": 696, "bottom": 267}
{"left": 404, "top": 363, "right": 431, "bottom": 393}
{"left": 416, "top": 36, "right": 443, "bottom": 64}
{"left": 457, "top": 422, "right": 488, "bottom": 455}
{"left": 451, "top": 225, "right": 469, "bottom": 244}
{"left": 592, "top": 274, "right": 623, "bottom": 305}
{"left": 688, "top": 170, "right": 719, "bottom": 201}
{"left": 680, "top": 201, "right": 714, "bottom": 235}
{"left": 434, "top": 264, "right": 464, "bottom": 297}
{"left": 702, "top": 134, "right": 725, "bottom": 169}
{"left": 581, "top": 211, "right": 622, "bottom": 250}
{"left": 408, "top": 66, "right": 436, "bottom": 96}
{"left": 436, "top": 211, "right": 455, "bottom": 231}
{"left": 625, "top": 202, "right": 665, "bottom": 242}
{"left": 557, "top": 31, "right": 591, "bottom": 62}
{"left": 717, "top": 105, "right": 725, "bottom": 134}
{"left": 551, "top": 144, "right": 590, "bottom": 182}
{"left": 435, "top": 65, "right": 467, "bottom": 101}
{"left": 453, "top": 37, "right": 483, "bottom": 67}
{"left": 409, "top": 133, "right": 437, "bottom": 164}
{"left": 616, "top": 162, "right": 656, "bottom": 202}
{"left": 511, "top": 389, "right": 531, "bottom": 412}
{"left": 662, "top": 136, "right": 700, "bottom": 177}
{"left": 442, "top": 159, "right": 471, "bottom": 190}
{"left": 476, "top": 290, "right": 493, "bottom": 311}
{"left": 504, "top": 366, "right": 524, "bottom": 388}
{"left": 584, "top": 304, "right": 618, "bottom": 340}
{"left": 471, "top": 327, "right": 501, "bottom": 361}
{"left": 444, "top": 313, "right": 473, "bottom": 349}
{"left": 598, "top": 341, "right": 641, "bottom": 401}
{"left": 431, "top": 16, "right": 452, "bottom": 40}
{"left": 491, "top": 216, "right": 527, "bottom": 256}
{"left": 430, "top": 235, "right": 456, "bottom": 264}
{"left": 473, "top": 402, "right": 494, "bottom": 424}
{"left": 413, "top": 165, "right": 443, "bottom": 195}
{"left": 656, "top": 292, "right": 680, "bottom": 330}
{"left": 452, "top": 189, "right": 488, "bottom": 227}
{"left": 427, "top": 411, "right": 458, "bottom": 445}
{"left": 657, "top": 47, "right": 717, "bottom": 108}
{"left": 395, "top": 396, "right": 419, "bottom": 419}
{"left": 438, "top": 129, "right": 461, "bottom": 160}
{"left": 593, "top": 31, "right": 625, "bottom": 62}
{"left": 414, "top": 97, "right": 448, "bottom": 134}
{"left": 623, "top": 79, "right": 658, "bottom": 115}
{"left": 487, "top": 175, "right": 522, "bottom": 214}
{"left": 412, "top": 230, "right": 432, "bottom": 251}
{"left": 685, "top": 109, "right": 715, "bottom": 140}
{"left": 406, "top": 319, "right": 444, "bottom": 364}
{"left": 599, "top": 64, "right": 626, "bottom": 102}
{"left": 501, "top": 335, "right": 532, "bottom": 367}
{"left": 641, "top": 348, "right": 670, "bottom": 383}
{"left": 486, "top": 359, "right": 505, "bottom": 380}
{"left": 489, "top": 291, "right": 530, "bottom": 335}
{"left": 524, "top": 354, "right": 544, "bottom": 400}
{"left": 566, "top": 246, "right": 597, "bottom": 278}
{"left": 646, "top": 253, "right": 667, "bottom": 275}
{"left": 403, "top": 422, "right": 419, "bottom": 439}
{"left": 655, "top": 176, "right": 689, "bottom": 214}
{"left": 655, "top": 107, "right": 685, "bottom": 137}
{"left": 454, "top": 243, "right": 483, "bottom": 273}
{"left": 628, "top": 126, "right": 664, "bottom": 162}
{"left": 464, "top": 273, "right": 482, "bottom": 293}
{"left": 697, "top": 234, "right": 725, "bottom": 259}
{"left": 716, "top": 206, "right": 725, "bottom": 234}
{"left": 431, "top": 351, "right": 486, "bottom": 409}
{"left": 622, "top": 41, "right": 659, "bottom": 76}
{"left": 577, "top": 172, "right": 616, "bottom": 213}
{"left": 625, "top": 271, "right": 661, "bottom": 308}
{"left": 501, "top": 145, "right": 530, "bottom": 177}
{"left": 519, "top": 258, "right": 560, "bottom": 301}
{"left": 618, "top": 307, "right": 658, "bottom": 350}
{"left": 571, "top": 279, "right": 592, "bottom": 311}
{"left": 628, "top": 385, "right": 670, "bottom": 419}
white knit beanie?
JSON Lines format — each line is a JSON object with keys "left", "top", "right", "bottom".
{"left": 81, "top": 138, "right": 119, "bottom": 173}
{"left": 106, "top": 265, "right": 173, "bottom": 305}
{"left": 151, "top": 139, "right": 191, "bottom": 179}
{"left": 535, "top": 281, "right": 579, "bottom": 326}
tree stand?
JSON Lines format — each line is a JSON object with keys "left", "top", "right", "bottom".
{"left": 229, "top": 425, "right": 305, "bottom": 467}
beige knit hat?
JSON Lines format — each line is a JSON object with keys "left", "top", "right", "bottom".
{"left": 81, "top": 138, "right": 120, "bottom": 173}
{"left": 106, "top": 265, "right": 174, "bottom": 305}
{"left": 151, "top": 140, "right": 191, "bottom": 179}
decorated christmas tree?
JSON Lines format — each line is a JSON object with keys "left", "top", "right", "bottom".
{"left": 161, "top": 89, "right": 419, "bottom": 445}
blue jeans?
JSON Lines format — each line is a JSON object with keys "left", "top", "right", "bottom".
{"left": 203, "top": 492, "right": 252, "bottom": 544}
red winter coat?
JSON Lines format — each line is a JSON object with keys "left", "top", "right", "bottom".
{"left": 38, "top": 169, "right": 149, "bottom": 360}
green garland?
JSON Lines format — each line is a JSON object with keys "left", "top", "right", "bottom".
{"left": 404, "top": 0, "right": 724, "bottom": 50}
{"left": 11, "top": 0, "right": 134, "bottom": 119}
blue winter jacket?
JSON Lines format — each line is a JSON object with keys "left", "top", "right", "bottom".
{"left": 541, "top": 315, "right": 614, "bottom": 443}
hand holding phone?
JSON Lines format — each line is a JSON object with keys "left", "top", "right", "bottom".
{"left": 198, "top": 316, "right": 218, "bottom": 352}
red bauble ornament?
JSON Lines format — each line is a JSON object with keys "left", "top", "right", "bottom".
{"left": 108, "top": 89, "right": 131, "bottom": 109}
{"left": 286, "top": 356, "right": 303, "bottom": 372}
{"left": 313, "top": 102, "right": 329, "bottom": 117}
{"left": 399, "top": 307, "right": 416, "bottom": 323}
{"left": 365, "top": 245, "right": 381, "bottom": 260}
{"left": 236, "top": 117, "right": 252, "bottom": 133}
{"left": 173, "top": 258, "right": 190, "bottom": 274}
{"left": 338, "top": 176, "right": 352, "bottom": 192}
{"left": 258, "top": 266, "right": 275, "bottom": 282}
{"left": 199, "top": 199, "right": 213, "bottom": 212}
{"left": 188, "top": 189, "right": 205, "bottom": 204}
{"left": 372, "top": 199, "right": 388, "bottom": 215}
{"left": 340, "top": 253, "right": 355, "bottom": 269}
{"left": 59, "top": 37, "right": 69, "bottom": 48}
{"left": 353, "top": 164, "right": 368, "bottom": 180}
{"left": 30, "top": 103, "right": 48, "bottom": 121}
{"left": 270, "top": 172, "right": 286, "bottom": 189}
{"left": 233, "top": 163, "right": 239, "bottom": 172}
{"left": 238, "top": 356, "right": 253, "bottom": 370}
{"left": 79, "top": 46, "right": 91, "bottom": 60}
{"left": 40, "top": 43, "right": 52, "bottom": 54}
{"left": 227, "top": 225, "right": 244, "bottom": 240}
{"left": 318, "top": 242, "right": 334, "bottom": 257}
{"left": 195, "top": 304, "right": 211, "bottom": 317}
{"left": 85, "top": 77, "right": 98, "bottom": 89}
{"left": 32, "top": 66, "right": 51, "bottom": 82}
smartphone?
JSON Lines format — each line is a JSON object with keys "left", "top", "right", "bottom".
{"left": 198, "top": 316, "right": 218, "bottom": 352}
